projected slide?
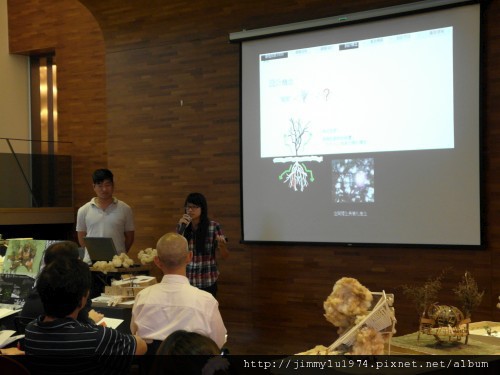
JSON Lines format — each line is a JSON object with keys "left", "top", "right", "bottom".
{"left": 240, "top": 3, "right": 481, "bottom": 246}
{"left": 260, "top": 27, "right": 454, "bottom": 158}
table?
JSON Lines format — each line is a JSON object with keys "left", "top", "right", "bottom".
{"left": 91, "top": 304, "right": 132, "bottom": 334}
{"left": 0, "top": 307, "right": 19, "bottom": 331}
{"left": 390, "top": 321, "right": 500, "bottom": 355}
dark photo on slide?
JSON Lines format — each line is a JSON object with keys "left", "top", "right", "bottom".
{"left": 332, "top": 158, "right": 374, "bottom": 203}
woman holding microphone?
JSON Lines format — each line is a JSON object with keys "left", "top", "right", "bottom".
{"left": 177, "top": 192, "right": 229, "bottom": 297}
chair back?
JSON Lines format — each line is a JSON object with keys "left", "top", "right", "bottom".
{"left": 0, "top": 355, "right": 30, "bottom": 375}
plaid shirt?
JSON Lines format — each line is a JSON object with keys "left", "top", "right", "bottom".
{"left": 185, "top": 220, "right": 223, "bottom": 288}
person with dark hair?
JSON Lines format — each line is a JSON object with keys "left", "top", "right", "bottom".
{"left": 76, "top": 168, "right": 135, "bottom": 260}
{"left": 177, "top": 193, "right": 229, "bottom": 297}
{"left": 156, "top": 330, "right": 221, "bottom": 355}
{"left": 24, "top": 257, "right": 147, "bottom": 373}
{"left": 42, "top": 240, "right": 79, "bottom": 265}
{"left": 131, "top": 233, "right": 226, "bottom": 351}
{"left": 150, "top": 330, "right": 230, "bottom": 375}
{"left": 20, "top": 241, "right": 103, "bottom": 324}
{"left": 36, "top": 258, "right": 92, "bottom": 319}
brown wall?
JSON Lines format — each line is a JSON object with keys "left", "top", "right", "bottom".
{"left": 7, "top": 0, "right": 107, "bottom": 209}
{"left": 7, "top": 0, "right": 500, "bottom": 354}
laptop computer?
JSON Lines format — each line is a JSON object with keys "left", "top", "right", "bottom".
{"left": 83, "top": 237, "right": 118, "bottom": 262}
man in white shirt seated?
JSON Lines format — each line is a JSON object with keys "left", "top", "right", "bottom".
{"left": 130, "top": 232, "right": 227, "bottom": 352}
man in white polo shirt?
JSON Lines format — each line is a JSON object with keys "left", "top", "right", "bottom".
{"left": 76, "top": 168, "right": 135, "bottom": 258}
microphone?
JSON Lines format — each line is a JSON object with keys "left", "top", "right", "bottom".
{"left": 179, "top": 215, "right": 192, "bottom": 235}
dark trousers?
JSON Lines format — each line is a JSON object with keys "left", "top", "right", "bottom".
{"left": 199, "top": 282, "right": 217, "bottom": 298}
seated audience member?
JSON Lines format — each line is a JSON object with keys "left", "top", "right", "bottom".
{"left": 156, "top": 330, "right": 221, "bottom": 355}
{"left": 150, "top": 330, "right": 230, "bottom": 375}
{"left": 20, "top": 241, "right": 103, "bottom": 324}
{"left": 24, "top": 257, "right": 147, "bottom": 373}
{"left": 131, "top": 233, "right": 227, "bottom": 352}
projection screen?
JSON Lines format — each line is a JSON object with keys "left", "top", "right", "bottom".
{"left": 233, "top": 0, "right": 482, "bottom": 247}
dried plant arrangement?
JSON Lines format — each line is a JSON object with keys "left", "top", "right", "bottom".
{"left": 453, "top": 271, "right": 484, "bottom": 319}
{"left": 298, "top": 277, "right": 396, "bottom": 355}
{"left": 400, "top": 270, "right": 446, "bottom": 320}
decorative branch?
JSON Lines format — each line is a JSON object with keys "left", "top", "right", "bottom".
{"left": 400, "top": 270, "right": 447, "bottom": 319}
{"left": 453, "top": 271, "right": 484, "bottom": 318}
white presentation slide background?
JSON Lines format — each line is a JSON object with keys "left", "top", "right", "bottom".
{"left": 260, "top": 27, "right": 455, "bottom": 158}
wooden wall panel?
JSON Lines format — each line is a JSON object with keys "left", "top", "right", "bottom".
{"left": 7, "top": 0, "right": 107, "bottom": 218}
{"left": 7, "top": 0, "right": 500, "bottom": 355}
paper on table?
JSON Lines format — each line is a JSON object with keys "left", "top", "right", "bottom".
{"left": 120, "top": 300, "right": 135, "bottom": 305}
{"left": 0, "top": 308, "right": 21, "bottom": 320}
{"left": 469, "top": 327, "right": 500, "bottom": 337}
{"left": 120, "top": 275, "right": 154, "bottom": 282}
{"left": 97, "top": 317, "right": 124, "bottom": 329}
{"left": 92, "top": 295, "right": 135, "bottom": 307}
{"left": 0, "top": 330, "right": 24, "bottom": 348}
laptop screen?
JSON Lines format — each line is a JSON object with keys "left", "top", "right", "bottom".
{"left": 83, "top": 237, "right": 117, "bottom": 262}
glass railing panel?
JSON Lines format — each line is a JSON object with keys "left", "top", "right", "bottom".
{"left": 0, "top": 138, "right": 72, "bottom": 208}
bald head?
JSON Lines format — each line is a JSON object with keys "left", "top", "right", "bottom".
{"left": 155, "top": 233, "right": 190, "bottom": 271}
